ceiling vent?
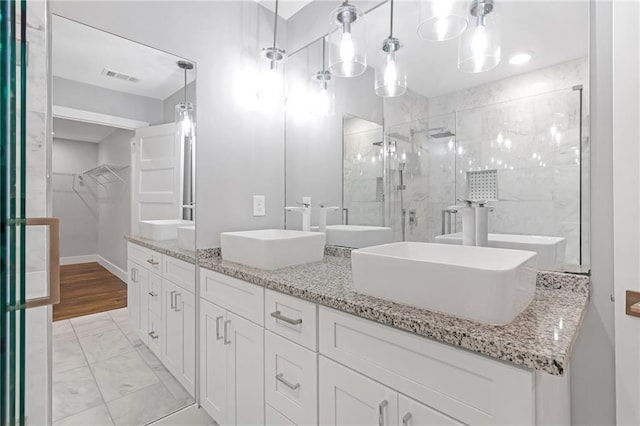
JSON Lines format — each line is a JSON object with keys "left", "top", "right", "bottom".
{"left": 101, "top": 68, "right": 139, "bottom": 83}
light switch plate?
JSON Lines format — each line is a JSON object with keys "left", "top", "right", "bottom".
{"left": 253, "top": 195, "right": 266, "bottom": 217}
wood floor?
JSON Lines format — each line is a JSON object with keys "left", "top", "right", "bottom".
{"left": 53, "top": 262, "right": 127, "bottom": 322}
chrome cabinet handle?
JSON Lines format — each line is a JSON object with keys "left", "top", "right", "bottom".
{"left": 223, "top": 320, "right": 231, "bottom": 345}
{"left": 170, "top": 291, "right": 176, "bottom": 309}
{"left": 148, "top": 291, "right": 157, "bottom": 297}
{"left": 402, "top": 412, "right": 412, "bottom": 426}
{"left": 276, "top": 373, "right": 300, "bottom": 390}
{"left": 131, "top": 268, "right": 137, "bottom": 283}
{"left": 174, "top": 293, "right": 181, "bottom": 311}
{"left": 378, "top": 400, "right": 388, "bottom": 426}
{"left": 270, "top": 311, "right": 302, "bottom": 325}
{"left": 215, "top": 316, "right": 224, "bottom": 340}
{"left": 146, "top": 258, "right": 159, "bottom": 266}
{"left": 148, "top": 331, "right": 159, "bottom": 340}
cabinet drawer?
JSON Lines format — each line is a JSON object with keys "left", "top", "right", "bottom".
{"left": 399, "top": 394, "right": 463, "bottom": 426}
{"left": 162, "top": 255, "right": 195, "bottom": 293}
{"left": 147, "top": 311, "right": 162, "bottom": 358}
{"left": 128, "top": 242, "right": 161, "bottom": 273}
{"left": 319, "top": 307, "right": 534, "bottom": 425}
{"left": 200, "top": 268, "right": 264, "bottom": 326}
{"left": 148, "top": 272, "right": 162, "bottom": 316}
{"left": 266, "top": 404, "right": 297, "bottom": 426}
{"left": 265, "top": 290, "right": 317, "bottom": 351}
{"left": 265, "top": 331, "right": 317, "bottom": 426}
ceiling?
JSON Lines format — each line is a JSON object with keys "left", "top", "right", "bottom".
{"left": 305, "top": 0, "right": 589, "bottom": 98}
{"left": 52, "top": 15, "right": 195, "bottom": 100}
{"left": 258, "top": 0, "right": 314, "bottom": 19}
{"left": 53, "top": 118, "right": 119, "bottom": 143}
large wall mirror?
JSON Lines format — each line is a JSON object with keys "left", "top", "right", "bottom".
{"left": 285, "top": 0, "right": 589, "bottom": 273}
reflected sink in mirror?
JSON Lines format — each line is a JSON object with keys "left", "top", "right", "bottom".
{"left": 351, "top": 242, "right": 537, "bottom": 325}
{"left": 138, "top": 219, "right": 194, "bottom": 241}
{"left": 325, "top": 225, "right": 393, "bottom": 248}
{"left": 221, "top": 229, "right": 325, "bottom": 270}
{"left": 435, "top": 233, "right": 566, "bottom": 272}
{"left": 177, "top": 226, "right": 196, "bottom": 250}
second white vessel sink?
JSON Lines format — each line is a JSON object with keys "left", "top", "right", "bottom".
{"left": 177, "top": 226, "right": 196, "bottom": 250}
{"left": 435, "top": 233, "right": 566, "bottom": 271}
{"left": 351, "top": 242, "right": 538, "bottom": 325}
{"left": 221, "top": 229, "right": 326, "bottom": 270}
{"left": 325, "top": 225, "right": 393, "bottom": 248}
{"left": 138, "top": 219, "right": 194, "bottom": 241}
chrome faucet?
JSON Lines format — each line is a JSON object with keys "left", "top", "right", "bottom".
{"left": 319, "top": 204, "right": 340, "bottom": 232}
{"left": 285, "top": 197, "right": 312, "bottom": 232}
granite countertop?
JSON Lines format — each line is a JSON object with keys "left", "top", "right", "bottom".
{"left": 199, "top": 253, "right": 589, "bottom": 376}
{"left": 125, "top": 235, "right": 196, "bottom": 264}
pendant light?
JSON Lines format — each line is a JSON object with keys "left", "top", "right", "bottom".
{"left": 374, "top": 0, "right": 407, "bottom": 97}
{"left": 458, "top": 0, "right": 501, "bottom": 73}
{"left": 311, "top": 37, "right": 335, "bottom": 116}
{"left": 328, "top": 0, "right": 367, "bottom": 78}
{"left": 258, "top": 0, "right": 287, "bottom": 101}
{"left": 175, "top": 61, "right": 195, "bottom": 138}
{"left": 417, "top": 0, "right": 468, "bottom": 41}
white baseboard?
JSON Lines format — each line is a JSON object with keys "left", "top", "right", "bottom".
{"left": 148, "top": 404, "right": 212, "bottom": 426}
{"left": 60, "top": 254, "right": 98, "bottom": 265}
{"left": 97, "top": 256, "right": 128, "bottom": 283}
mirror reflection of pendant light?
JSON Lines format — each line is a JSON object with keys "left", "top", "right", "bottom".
{"left": 311, "top": 36, "right": 335, "bottom": 117}
{"left": 175, "top": 61, "right": 195, "bottom": 138}
{"left": 258, "top": 0, "right": 287, "bottom": 102}
{"left": 458, "top": 0, "right": 501, "bottom": 73}
{"left": 328, "top": 0, "right": 366, "bottom": 78}
{"left": 417, "top": 0, "right": 468, "bottom": 41}
{"left": 374, "top": 0, "right": 407, "bottom": 97}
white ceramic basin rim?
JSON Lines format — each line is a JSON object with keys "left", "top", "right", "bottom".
{"left": 138, "top": 219, "right": 194, "bottom": 241}
{"left": 325, "top": 225, "right": 393, "bottom": 249}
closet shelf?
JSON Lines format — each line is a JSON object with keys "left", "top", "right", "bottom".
{"left": 79, "top": 164, "right": 129, "bottom": 185}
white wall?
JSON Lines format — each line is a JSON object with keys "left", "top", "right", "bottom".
{"left": 52, "top": 139, "right": 99, "bottom": 259}
{"left": 97, "top": 129, "right": 133, "bottom": 272}
{"left": 51, "top": 1, "right": 287, "bottom": 249}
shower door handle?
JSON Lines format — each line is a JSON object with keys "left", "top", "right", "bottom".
{"left": 24, "top": 218, "right": 60, "bottom": 309}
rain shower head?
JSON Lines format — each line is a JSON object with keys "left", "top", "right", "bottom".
{"left": 428, "top": 127, "right": 456, "bottom": 138}
{"left": 398, "top": 162, "right": 406, "bottom": 171}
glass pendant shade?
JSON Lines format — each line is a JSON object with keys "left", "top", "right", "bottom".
{"left": 257, "top": 60, "right": 284, "bottom": 103}
{"left": 328, "top": 1, "right": 367, "bottom": 77}
{"left": 458, "top": 1, "right": 501, "bottom": 73}
{"left": 175, "top": 101, "right": 195, "bottom": 138}
{"left": 310, "top": 71, "right": 335, "bottom": 116}
{"left": 417, "top": 0, "right": 468, "bottom": 41}
{"left": 374, "top": 38, "right": 407, "bottom": 97}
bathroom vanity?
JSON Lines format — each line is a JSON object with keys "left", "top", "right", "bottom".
{"left": 198, "top": 250, "right": 588, "bottom": 426}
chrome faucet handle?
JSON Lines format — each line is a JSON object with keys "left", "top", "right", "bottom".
{"left": 296, "top": 201, "right": 311, "bottom": 208}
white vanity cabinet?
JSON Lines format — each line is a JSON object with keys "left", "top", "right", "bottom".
{"left": 126, "top": 242, "right": 196, "bottom": 396}
{"left": 200, "top": 269, "right": 265, "bottom": 426}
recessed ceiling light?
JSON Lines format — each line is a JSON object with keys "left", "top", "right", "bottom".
{"left": 509, "top": 52, "right": 533, "bottom": 65}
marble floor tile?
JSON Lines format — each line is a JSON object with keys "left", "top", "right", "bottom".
{"left": 53, "top": 320, "right": 76, "bottom": 343}
{"left": 116, "top": 322, "right": 144, "bottom": 349}
{"left": 136, "top": 344, "right": 172, "bottom": 382}
{"left": 162, "top": 375, "right": 194, "bottom": 405}
{"left": 53, "top": 336, "right": 87, "bottom": 373}
{"left": 52, "top": 365, "right": 104, "bottom": 421}
{"left": 108, "top": 308, "right": 129, "bottom": 326}
{"left": 53, "top": 404, "right": 114, "bottom": 426}
{"left": 91, "top": 350, "right": 160, "bottom": 402}
{"left": 78, "top": 328, "right": 134, "bottom": 364}
{"left": 71, "top": 312, "right": 118, "bottom": 337}
{"left": 107, "top": 382, "right": 185, "bottom": 426}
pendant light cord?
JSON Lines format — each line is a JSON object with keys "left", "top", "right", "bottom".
{"left": 389, "top": 0, "right": 394, "bottom": 38}
{"left": 272, "top": 0, "right": 279, "bottom": 51}
{"left": 183, "top": 68, "right": 187, "bottom": 104}
{"left": 322, "top": 36, "right": 326, "bottom": 71}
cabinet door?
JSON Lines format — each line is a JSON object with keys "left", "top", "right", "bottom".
{"left": 319, "top": 356, "right": 398, "bottom": 426}
{"left": 127, "top": 262, "right": 140, "bottom": 332}
{"left": 129, "top": 262, "right": 149, "bottom": 345}
{"left": 175, "top": 284, "right": 195, "bottom": 396}
{"left": 162, "top": 279, "right": 181, "bottom": 374}
{"left": 227, "top": 311, "right": 264, "bottom": 426}
{"left": 139, "top": 271, "right": 159, "bottom": 344}
{"left": 200, "top": 300, "right": 228, "bottom": 424}
{"left": 398, "top": 395, "right": 463, "bottom": 426}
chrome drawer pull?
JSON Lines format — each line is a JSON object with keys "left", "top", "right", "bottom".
{"left": 215, "top": 316, "right": 224, "bottom": 340}
{"left": 223, "top": 320, "right": 231, "bottom": 345}
{"left": 170, "top": 291, "right": 176, "bottom": 309}
{"left": 270, "top": 311, "right": 302, "bottom": 325}
{"left": 146, "top": 258, "right": 159, "bottom": 266}
{"left": 148, "top": 291, "right": 157, "bottom": 297}
{"left": 148, "top": 331, "right": 159, "bottom": 340}
{"left": 378, "top": 400, "right": 388, "bottom": 426}
{"left": 276, "top": 373, "right": 300, "bottom": 390}
{"left": 402, "top": 412, "right": 412, "bottom": 426}
{"left": 175, "top": 293, "right": 181, "bottom": 312}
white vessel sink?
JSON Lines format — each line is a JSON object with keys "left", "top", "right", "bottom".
{"left": 351, "top": 242, "right": 538, "bottom": 325}
{"left": 435, "top": 233, "right": 565, "bottom": 271}
{"left": 221, "top": 229, "right": 325, "bottom": 270}
{"left": 138, "top": 219, "right": 194, "bottom": 241}
{"left": 325, "top": 225, "right": 393, "bottom": 248}
{"left": 177, "top": 226, "right": 196, "bottom": 250}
